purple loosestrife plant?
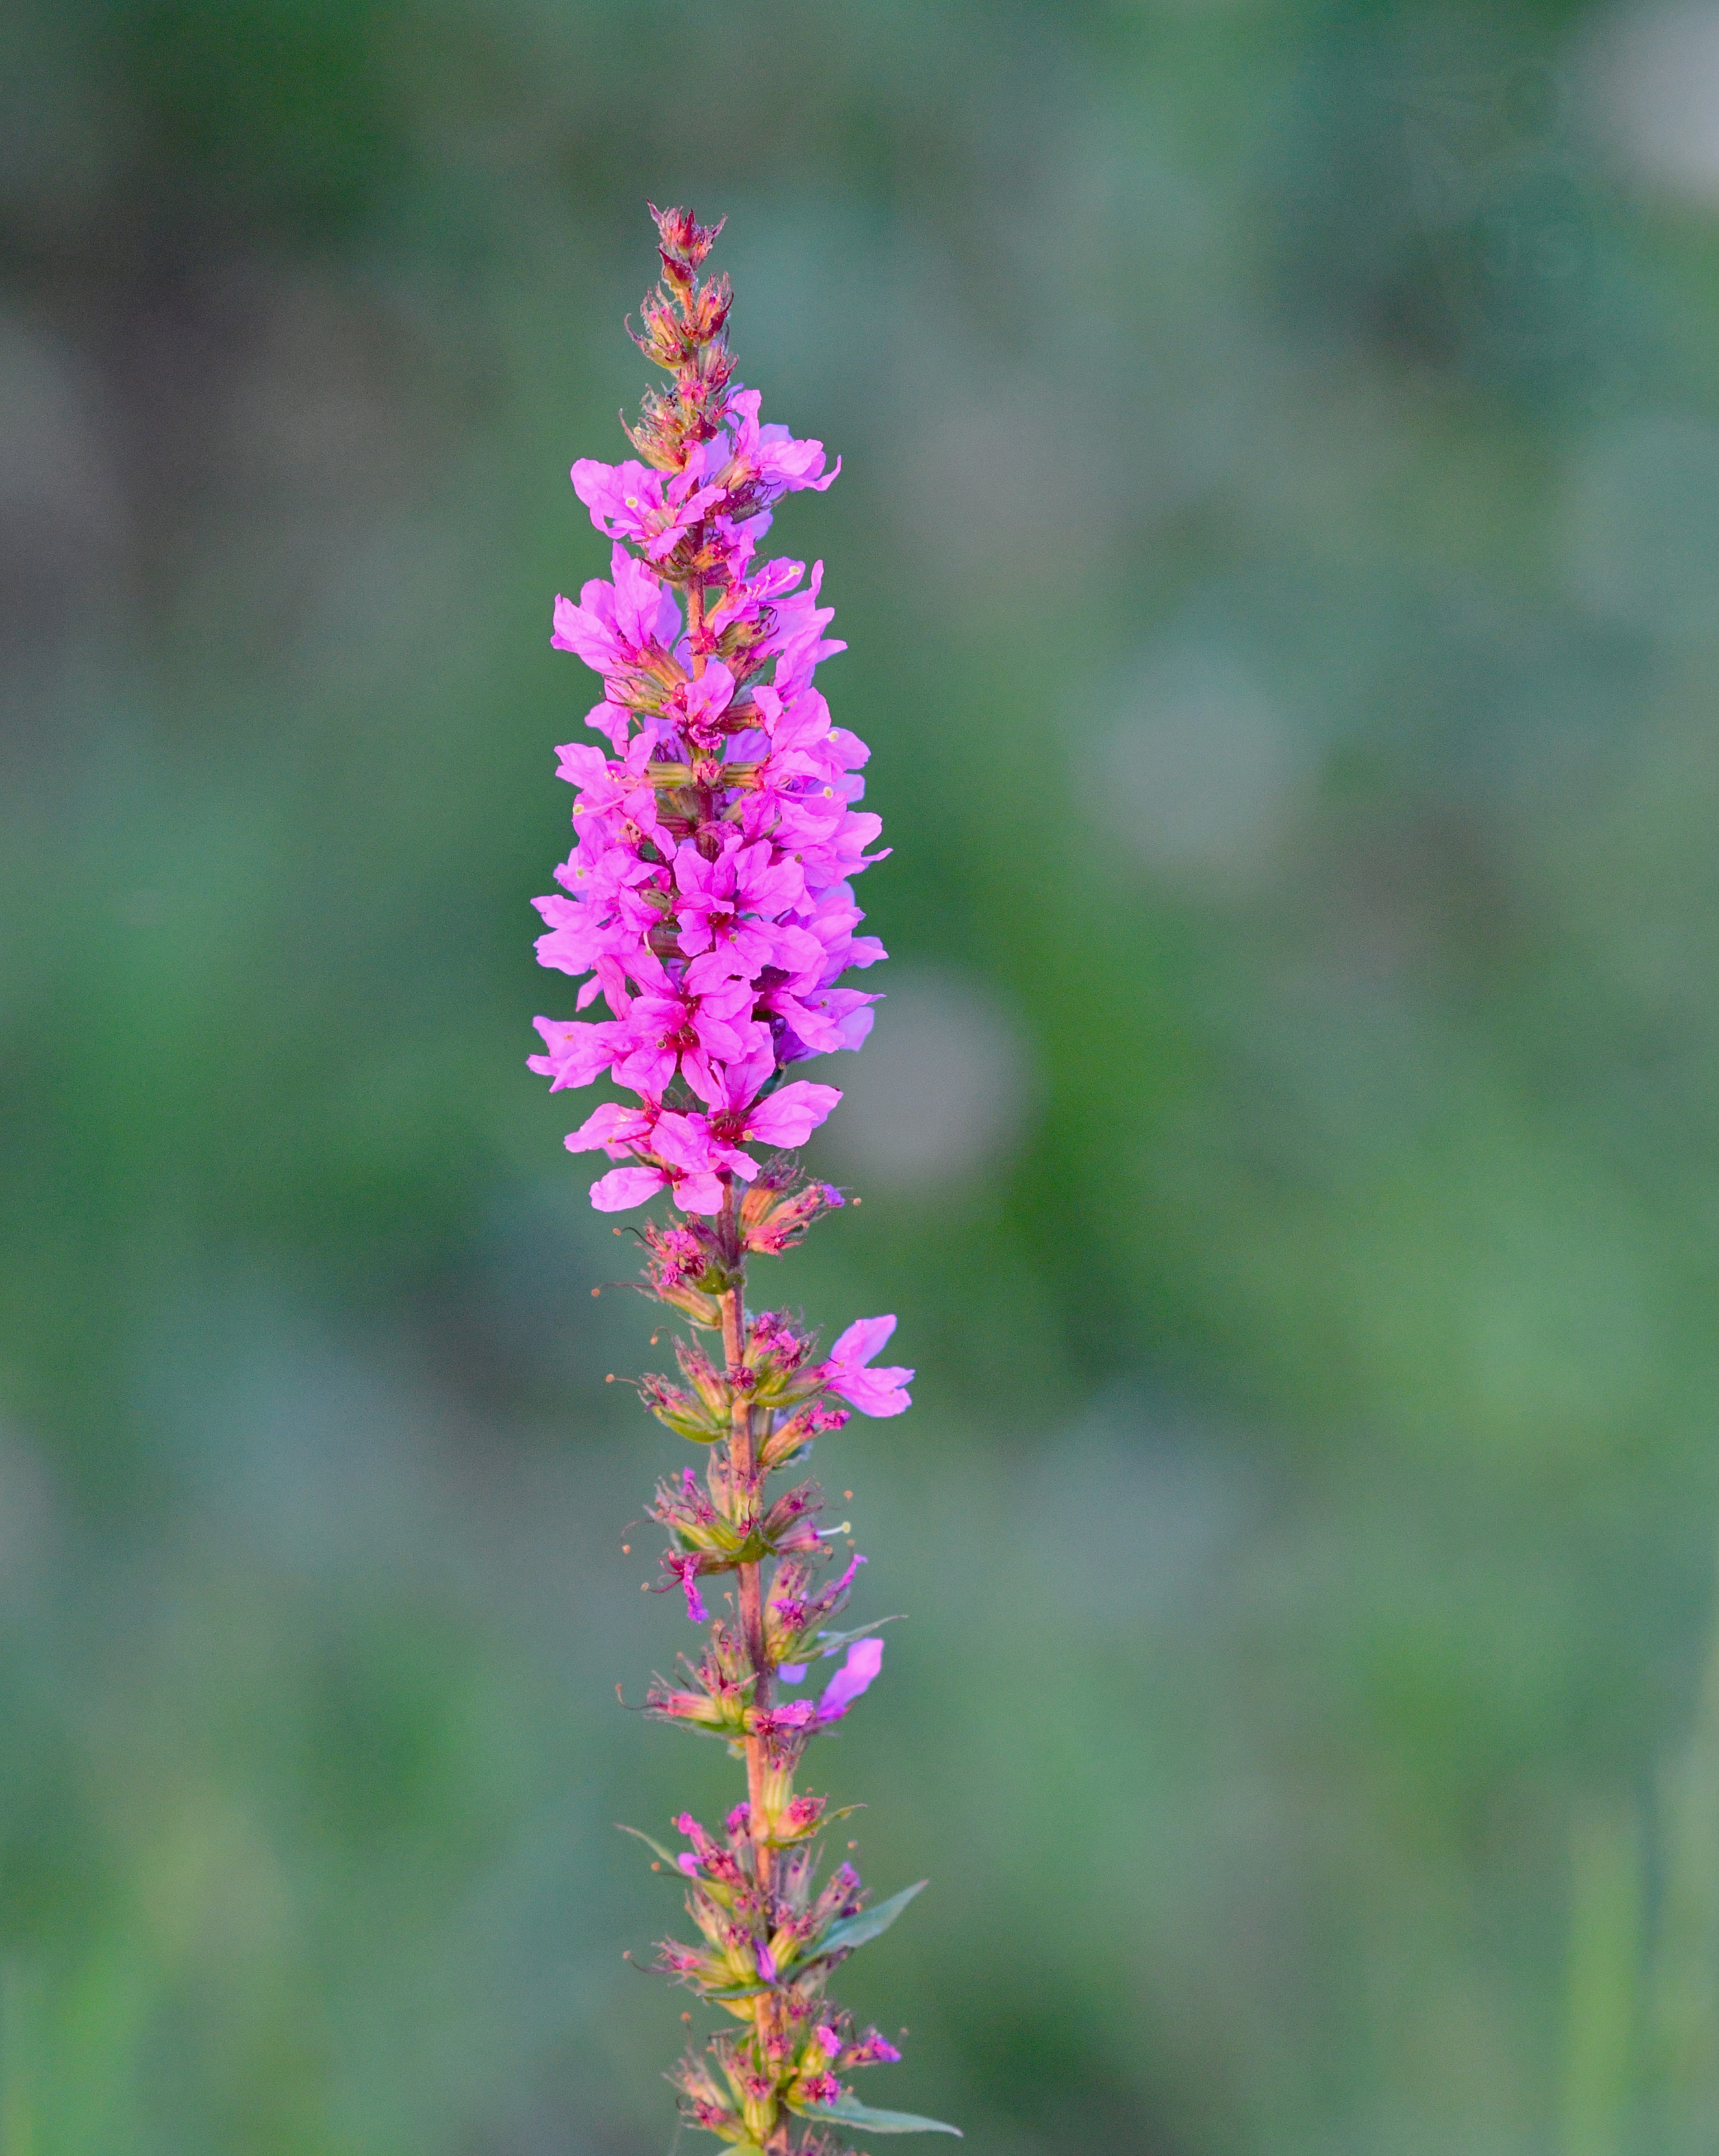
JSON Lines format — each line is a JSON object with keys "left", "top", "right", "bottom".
{"left": 531, "top": 206, "right": 958, "bottom": 2154}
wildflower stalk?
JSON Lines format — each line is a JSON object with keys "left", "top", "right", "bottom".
{"left": 528, "top": 205, "right": 957, "bottom": 2151}
{"left": 718, "top": 1222, "right": 775, "bottom": 1882}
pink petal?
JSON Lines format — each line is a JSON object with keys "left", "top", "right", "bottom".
{"left": 747, "top": 1081, "right": 841, "bottom": 1147}
{"left": 584, "top": 699, "right": 632, "bottom": 752}
{"left": 589, "top": 1165, "right": 667, "bottom": 1211}
{"left": 815, "top": 1637, "right": 884, "bottom": 1724}
{"left": 826, "top": 1364, "right": 913, "bottom": 1417}
{"left": 565, "top": 1102, "right": 651, "bottom": 1154}
{"left": 672, "top": 1170, "right": 727, "bottom": 1215}
{"left": 830, "top": 1315, "right": 897, "bottom": 1366}
{"left": 552, "top": 741, "right": 609, "bottom": 789}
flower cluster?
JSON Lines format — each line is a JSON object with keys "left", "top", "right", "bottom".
{"left": 528, "top": 211, "right": 885, "bottom": 1222}
{"left": 533, "top": 206, "right": 955, "bottom": 2152}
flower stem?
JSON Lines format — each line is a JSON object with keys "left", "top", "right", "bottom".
{"left": 718, "top": 1182, "right": 774, "bottom": 1891}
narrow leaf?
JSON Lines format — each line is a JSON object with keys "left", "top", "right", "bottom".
{"left": 811, "top": 1879, "right": 927, "bottom": 1960}
{"left": 808, "top": 1616, "right": 905, "bottom": 1658}
{"left": 616, "top": 1823, "right": 684, "bottom": 1870}
{"left": 814, "top": 2094, "right": 961, "bottom": 2136}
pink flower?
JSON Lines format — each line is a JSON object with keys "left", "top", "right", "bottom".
{"left": 818, "top": 1316, "right": 913, "bottom": 1417}
{"left": 582, "top": 698, "right": 637, "bottom": 754}
{"left": 673, "top": 837, "right": 815, "bottom": 978}
{"left": 664, "top": 658, "right": 737, "bottom": 749}
{"left": 766, "top": 982, "right": 881, "bottom": 1061}
{"left": 685, "top": 1040, "right": 841, "bottom": 1153}
{"left": 553, "top": 733, "right": 665, "bottom": 847}
{"left": 563, "top": 1098, "right": 659, "bottom": 1160}
{"left": 757, "top": 423, "right": 841, "bottom": 494}
{"left": 814, "top": 1636, "right": 885, "bottom": 1725}
{"left": 527, "top": 1013, "right": 627, "bottom": 1091}
{"left": 843, "top": 2031, "right": 903, "bottom": 2067}
{"left": 531, "top": 890, "right": 639, "bottom": 989}
{"left": 760, "top": 561, "right": 845, "bottom": 694}
{"left": 571, "top": 456, "right": 726, "bottom": 559}
{"left": 540, "top": 203, "right": 943, "bottom": 2151}
{"left": 612, "top": 968, "right": 762, "bottom": 1098}
{"left": 551, "top": 544, "right": 681, "bottom": 678}
{"left": 713, "top": 388, "right": 842, "bottom": 507}
{"left": 577, "top": 1109, "right": 737, "bottom": 1214}
{"left": 751, "top": 1700, "right": 815, "bottom": 1742}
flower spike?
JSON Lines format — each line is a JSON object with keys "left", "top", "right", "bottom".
{"left": 533, "top": 207, "right": 954, "bottom": 2150}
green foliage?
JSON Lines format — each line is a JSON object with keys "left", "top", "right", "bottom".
{"left": 1558, "top": 1558, "right": 1719, "bottom": 2156}
{"left": 615, "top": 1823, "right": 683, "bottom": 1870}
{"left": 808, "top": 2093, "right": 962, "bottom": 2136}
{"left": 811, "top": 1880, "right": 927, "bottom": 1964}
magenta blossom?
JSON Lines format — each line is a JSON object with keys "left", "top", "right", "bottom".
{"left": 817, "top": 1316, "right": 914, "bottom": 1417}
{"left": 610, "top": 967, "right": 762, "bottom": 1099}
{"left": 585, "top": 1113, "right": 735, "bottom": 1215}
{"left": 551, "top": 543, "right": 681, "bottom": 677}
{"left": 814, "top": 1636, "right": 885, "bottom": 1725}
{"left": 563, "top": 1097, "right": 659, "bottom": 1160}
{"left": 571, "top": 455, "right": 726, "bottom": 560}
{"left": 686, "top": 1040, "right": 841, "bottom": 1155}
{"left": 531, "top": 256, "right": 884, "bottom": 1226}
{"left": 673, "top": 837, "right": 817, "bottom": 979}
{"left": 527, "top": 1012, "right": 628, "bottom": 1093}
{"left": 844, "top": 2031, "right": 904, "bottom": 2068}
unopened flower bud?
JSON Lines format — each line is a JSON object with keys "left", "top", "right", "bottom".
{"left": 842, "top": 2029, "right": 903, "bottom": 2068}
{"left": 762, "top": 1480, "right": 823, "bottom": 1554}
{"left": 640, "top": 1220, "right": 729, "bottom": 1328}
{"left": 741, "top": 1172, "right": 844, "bottom": 1255}
{"left": 674, "top": 1340, "right": 732, "bottom": 1421}
{"left": 639, "top": 1373, "right": 722, "bottom": 1443}
{"left": 650, "top": 201, "right": 726, "bottom": 283}
{"left": 778, "top": 1792, "right": 826, "bottom": 1842}
{"left": 758, "top": 1398, "right": 849, "bottom": 1470}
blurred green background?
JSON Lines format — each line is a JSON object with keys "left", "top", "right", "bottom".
{"left": 11, "top": 0, "right": 1719, "bottom": 2149}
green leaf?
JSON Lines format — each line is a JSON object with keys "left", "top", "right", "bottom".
{"left": 615, "top": 1823, "right": 684, "bottom": 1870}
{"left": 811, "top": 1880, "right": 927, "bottom": 1960}
{"left": 807, "top": 1616, "right": 905, "bottom": 1658}
{"left": 812, "top": 2094, "right": 962, "bottom": 2136}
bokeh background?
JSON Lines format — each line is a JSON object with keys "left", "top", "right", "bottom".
{"left": 13, "top": 1, "right": 1719, "bottom": 2150}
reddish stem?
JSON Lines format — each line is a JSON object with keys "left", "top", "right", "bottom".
{"left": 718, "top": 1185, "right": 773, "bottom": 1899}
